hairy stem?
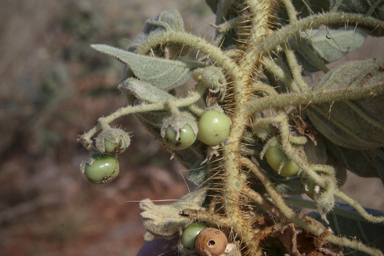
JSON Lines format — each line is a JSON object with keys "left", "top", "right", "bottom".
{"left": 136, "top": 31, "right": 240, "bottom": 82}
{"left": 257, "top": 12, "right": 384, "bottom": 56}
{"left": 246, "top": 82, "right": 384, "bottom": 114}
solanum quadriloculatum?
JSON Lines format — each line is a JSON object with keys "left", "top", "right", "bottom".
{"left": 79, "top": 0, "right": 384, "bottom": 255}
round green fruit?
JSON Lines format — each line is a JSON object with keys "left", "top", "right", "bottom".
{"left": 265, "top": 146, "right": 300, "bottom": 177}
{"left": 163, "top": 124, "right": 197, "bottom": 150}
{"left": 84, "top": 155, "right": 119, "bottom": 184}
{"left": 95, "top": 128, "right": 130, "bottom": 155}
{"left": 197, "top": 110, "right": 231, "bottom": 146}
{"left": 181, "top": 222, "right": 207, "bottom": 250}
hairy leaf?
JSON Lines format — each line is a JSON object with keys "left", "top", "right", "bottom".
{"left": 126, "top": 9, "right": 186, "bottom": 54}
{"left": 325, "top": 139, "right": 379, "bottom": 178}
{"left": 188, "top": 160, "right": 209, "bottom": 185}
{"left": 330, "top": 0, "right": 384, "bottom": 36}
{"left": 307, "top": 59, "right": 384, "bottom": 150}
{"left": 373, "top": 147, "right": 384, "bottom": 184}
{"left": 289, "top": 28, "right": 366, "bottom": 73}
{"left": 302, "top": 28, "right": 366, "bottom": 63}
{"left": 119, "top": 78, "right": 175, "bottom": 103}
{"left": 309, "top": 203, "right": 384, "bottom": 256}
{"left": 92, "top": 44, "right": 201, "bottom": 90}
{"left": 205, "top": 0, "right": 218, "bottom": 13}
{"left": 140, "top": 188, "right": 207, "bottom": 240}
{"left": 330, "top": 0, "right": 384, "bottom": 20}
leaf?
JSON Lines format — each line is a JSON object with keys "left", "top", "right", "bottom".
{"left": 307, "top": 59, "right": 384, "bottom": 150}
{"left": 373, "top": 147, "right": 384, "bottom": 184}
{"left": 188, "top": 160, "right": 209, "bottom": 185}
{"left": 308, "top": 203, "right": 384, "bottom": 256}
{"left": 140, "top": 188, "right": 207, "bottom": 240}
{"left": 325, "top": 139, "right": 380, "bottom": 178}
{"left": 119, "top": 78, "right": 175, "bottom": 103}
{"left": 289, "top": 28, "right": 366, "bottom": 73}
{"left": 281, "top": 0, "right": 330, "bottom": 21}
{"left": 302, "top": 28, "right": 367, "bottom": 63}
{"left": 330, "top": 0, "right": 384, "bottom": 36}
{"left": 205, "top": 0, "right": 218, "bottom": 13}
{"left": 330, "top": 0, "right": 384, "bottom": 20}
{"left": 126, "top": 9, "right": 186, "bottom": 53}
{"left": 92, "top": 44, "right": 201, "bottom": 90}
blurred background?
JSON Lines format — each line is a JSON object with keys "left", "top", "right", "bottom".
{"left": 0, "top": 1, "right": 383, "bottom": 256}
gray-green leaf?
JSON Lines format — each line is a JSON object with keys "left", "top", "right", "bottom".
{"left": 119, "top": 78, "right": 175, "bottom": 103}
{"left": 92, "top": 44, "right": 201, "bottom": 90}
{"left": 308, "top": 203, "right": 384, "bottom": 256}
{"left": 301, "top": 28, "right": 367, "bottom": 63}
{"left": 126, "top": 9, "right": 185, "bottom": 53}
{"left": 307, "top": 59, "right": 384, "bottom": 150}
{"left": 331, "top": 0, "right": 384, "bottom": 20}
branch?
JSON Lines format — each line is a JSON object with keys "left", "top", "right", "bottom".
{"left": 257, "top": 12, "right": 384, "bottom": 56}
{"left": 246, "top": 82, "right": 384, "bottom": 114}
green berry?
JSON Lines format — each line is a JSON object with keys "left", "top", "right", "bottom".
{"left": 265, "top": 146, "right": 300, "bottom": 177}
{"left": 181, "top": 222, "right": 207, "bottom": 250}
{"left": 83, "top": 155, "right": 119, "bottom": 184}
{"left": 197, "top": 110, "right": 231, "bottom": 146}
{"left": 95, "top": 128, "right": 130, "bottom": 155}
{"left": 163, "top": 124, "right": 197, "bottom": 150}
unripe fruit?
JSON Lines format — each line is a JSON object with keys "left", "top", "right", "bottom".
{"left": 161, "top": 112, "right": 198, "bottom": 151}
{"left": 163, "top": 124, "right": 197, "bottom": 150}
{"left": 104, "top": 136, "right": 128, "bottom": 154}
{"left": 195, "top": 228, "right": 228, "bottom": 256}
{"left": 301, "top": 174, "right": 323, "bottom": 199}
{"left": 197, "top": 110, "right": 231, "bottom": 146}
{"left": 96, "top": 128, "right": 130, "bottom": 155}
{"left": 81, "top": 155, "right": 119, "bottom": 184}
{"left": 265, "top": 146, "right": 300, "bottom": 177}
{"left": 181, "top": 222, "right": 207, "bottom": 250}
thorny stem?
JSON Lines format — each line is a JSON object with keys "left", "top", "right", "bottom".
{"left": 257, "top": 12, "right": 384, "bottom": 56}
{"left": 82, "top": 1, "right": 384, "bottom": 255}
{"left": 276, "top": 113, "right": 335, "bottom": 189}
{"left": 298, "top": 40, "right": 330, "bottom": 73}
{"left": 240, "top": 156, "right": 322, "bottom": 234}
{"left": 284, "top": 47, "right": 309, "bottom": 92}
{"left": 211, "top": 16, "right": 243, "bottom": 33}
{"left": 246, "top": 81, "right": 384, "bottom": 114}
{"left": 261, "top": 56, "right": 301, "bottom": 92}
{"left": 334, "top": 190, "right": 384, "bottom": 223}
{"left": 240, "top": 157, "right": 383, "bottom": 256}
{"left": 241, "top": 186, "right": 285, "bottom": 220}
{"left": 285, "top": 196, "right": 384, "bottom": 223}
{"left": 281, "top": 0, "right": 298, "bottom": 24}
{"left": 136, "top": 31, "right": 240, "bottom": 82}
{"left": 214, "top": 1, "right": 276, "bottom": 254}
{"left": 81, "top": 86, "right": 205, "bottom": 143}
{"left": 366, "top": 0, "right": 384, "bottom": 17}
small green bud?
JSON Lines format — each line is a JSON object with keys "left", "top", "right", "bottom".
{"left": 96, "top": 128, "right": 130, "bottom": 154}
{"left": 193, "top": 66, "right": 227, "bottom": 100}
